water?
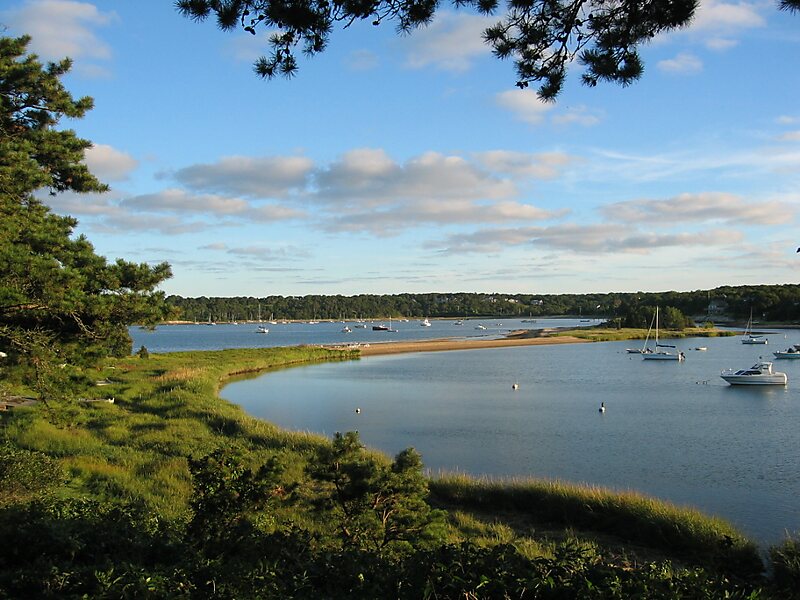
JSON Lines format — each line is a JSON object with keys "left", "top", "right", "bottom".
{"left": 129, "top": 317, "right": 593, "bottom": 353}
{"left": 218, "top": 329, "right": 800, "bottom": 546}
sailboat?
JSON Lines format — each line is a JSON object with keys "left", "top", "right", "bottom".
{"left": 642, "top": 307, "right": 684, "bottom": 361}
{"left": 742, "top": 308, "right": 767, "bottom": 345}
{"left": 626, "top": 311, "right": 655, "bottom": 354}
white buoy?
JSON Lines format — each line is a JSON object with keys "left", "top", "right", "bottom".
{"left": 599, "top": 402, "right": 605, "bottom": 413}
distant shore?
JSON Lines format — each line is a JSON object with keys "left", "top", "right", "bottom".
{"left": 354, "top": 331, "right": 589, "bottom": 357}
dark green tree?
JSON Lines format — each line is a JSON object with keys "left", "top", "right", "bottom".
{"left": 178, "top": 0, "right": 797, "bottom": 100}
{"left": 0, "top": 36, "right": 172, "bottom": 402}
{"left": 308, "top": 431, "right": 444, "bottom": 553}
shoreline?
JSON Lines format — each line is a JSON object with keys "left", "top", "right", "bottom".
{"left": 350, "top": 332, "right": 589, "bottom": 357}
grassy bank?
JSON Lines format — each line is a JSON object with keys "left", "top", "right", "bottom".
{"left": 2, "top": 345, "right": 788, "bottom": 597}
{"left": 3, "top": 346, "right": 354, "bottom": 516}
{"left": 550, "top": 326, "right": 738, "bottom": 343}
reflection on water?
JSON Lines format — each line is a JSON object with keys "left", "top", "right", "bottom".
{"left": 222, "top": 331, "right": 800, "bottom": 545}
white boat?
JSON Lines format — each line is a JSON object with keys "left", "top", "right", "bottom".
{"left": 341, "top": 326, "right": 352, "bottom": 333}
{"left": 255, "top": 326, "right": 269, "bottom": 334}
{"left": 721, "top": 361, "right": 787, "bottom": 385}
{"left": 742, "top": 309, "right": 767, "bottom": 344}
{"left": 420, "top": 318, "right": 431, "bottom": 327}
{"left": 475, "top": 324, "right": 486, "bottom": 330}
{"left": 642, "top": 307, "right": 684, "bottom": 361}
{"left": 773, "top": 347, "right": 800, "bottom": 359}
{"left": 454, "top": 320, "right": 464, "bottom": 326}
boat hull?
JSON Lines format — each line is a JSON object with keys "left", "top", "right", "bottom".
{"left": 643, "top": 352, "right": 683, "bottom": 361}
{"left": 720, "top": 375, "right": 787, "bottom": 385}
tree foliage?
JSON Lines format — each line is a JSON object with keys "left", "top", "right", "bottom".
{"left": 307, "top": 431, "right": 444, "bottom": 553}
{"left": 178, "top": 0, "right": 796, "bottom": 99}
{"left": 0, "top": 36, "right": 172, "bottom": 400}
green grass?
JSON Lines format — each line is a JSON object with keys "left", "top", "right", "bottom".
{"left": 552, "top": 327, "right": 738, "bottom": 342}
{"left": 429, "top": 473, "right": 762, "bottom": 575}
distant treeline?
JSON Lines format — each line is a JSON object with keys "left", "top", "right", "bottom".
{"left": 166, "top": 284, "right": 800, "bottom": 325}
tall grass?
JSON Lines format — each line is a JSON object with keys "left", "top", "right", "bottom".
{"left": 553, "top": 327, "right": 738, "bottom": 342}
{"left": 430, "top": 473, "right": 762, "bottom": 575}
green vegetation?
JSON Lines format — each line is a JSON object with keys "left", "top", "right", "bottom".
{"left": 0, "top": 36, "right": 172, "bottom": 406}
{"left": 552, "top": 326, "right": 738, "bottom": 343}
{"left": 2, "top": 345, "right": 799, "bottom": 598}
{"left": 166, "top": 283, "right": 800, "bottom": 325}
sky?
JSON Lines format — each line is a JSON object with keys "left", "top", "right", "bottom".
{"left": 2, "top": 0, "right": 799, "bottom": 298}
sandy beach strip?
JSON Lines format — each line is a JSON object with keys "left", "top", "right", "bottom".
{"left": 352, "top": 333, "right": 589, "bottom": 357}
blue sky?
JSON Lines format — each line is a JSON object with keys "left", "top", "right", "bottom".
{"left": 3, "top": 0, "right": 799, "bottom": 297}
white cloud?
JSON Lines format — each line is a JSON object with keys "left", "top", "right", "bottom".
{"left": 474, "top": 150, "right": 578, "bottom": 179}
{"left": 402, "top": 12, "right": 494, "bottom": 72}
{"left": 172, "top": 155, "right": 314, "bottom": 198}
{"left": 428, "top": 223, "right": 744, "bottom": 255}
{"left": 600, "top": 192, "right": 795, "bottom": 226}
{"left": 84, "top": 144, "right": 137, "bottom": 181}
{"left": 122, "top": 188, "right": 249, "bottom": 215}
{"left": 346, "top": 49, "right": 379, "bottom": 71}
{"left": 495, "top": 89, "right": 554, "bottom": 125}
{"left": 314, "top": 149, "right": 516, "bottom": 206}
{"left": 657, "top": 52, "right": 703, "bottom": 74}
{"left": 3, "top": 0, "right": 116, "bottom": 69}
{"left": 778, "top": 130, "right": 800, "bottom": 142}
{"left": 691, "top": 0, "right": 766, "bottom": 34}
{"left": 552, "top": 106, "right": 603, "bottom": 126}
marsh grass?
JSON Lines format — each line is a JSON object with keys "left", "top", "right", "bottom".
{"left": 554, "top": 327, "right": 738, "bottom": 343}
{"left": 430, "top": 473, "right": 762, "bottom": 575}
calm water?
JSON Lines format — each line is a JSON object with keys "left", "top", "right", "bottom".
{"left": 129, "top": 317, "right": 593, "bottom": 353}
{"left": 219, "top": 329, "right": 800, "bottom": 546}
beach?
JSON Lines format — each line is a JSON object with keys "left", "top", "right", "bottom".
{"left": 355, "top": 331, "right": 589, "bottom": 356}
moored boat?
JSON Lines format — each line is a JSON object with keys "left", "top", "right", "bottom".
{"left": 773, "top": 347, "right": 800, "bottom": 359}
{"left": 642, "top": 307, "right": 684, "bottom": 361}
{"left": 721, "top": 361, "right": 787, "bottom": 385}
{"left": 742, "top": 309, "right": 767, "bottom": 344}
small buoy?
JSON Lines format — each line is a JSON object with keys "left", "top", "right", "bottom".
{"left": 355, "top": 408, "right": 361, "bottom": 414}
{"left": 512, "top": 382, "right": 519, "bottom": 390}
{"left": 599, "top": 402, "right": 605, "bottom": 413}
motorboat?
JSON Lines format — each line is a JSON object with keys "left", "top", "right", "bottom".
{"left": 255, "top": 326, "right": 269, "bottom": 334}
{"left": 372, "top": 317, "right": 396, "bottom": 332}
{"left": 773, "top": 347, "right": 800, "bottom": 359}
{"left": 720, "top": 361, "right": 787, "bottom": 386}
{"left": 341, "top": 326, "right": 352, "bottom": 333}
{"left": 420, "top": 318, "right": 431, "bottom": 327}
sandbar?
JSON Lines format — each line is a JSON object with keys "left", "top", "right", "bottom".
{"left": 352, "top": 332, "right": 589, "bottom": 357}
